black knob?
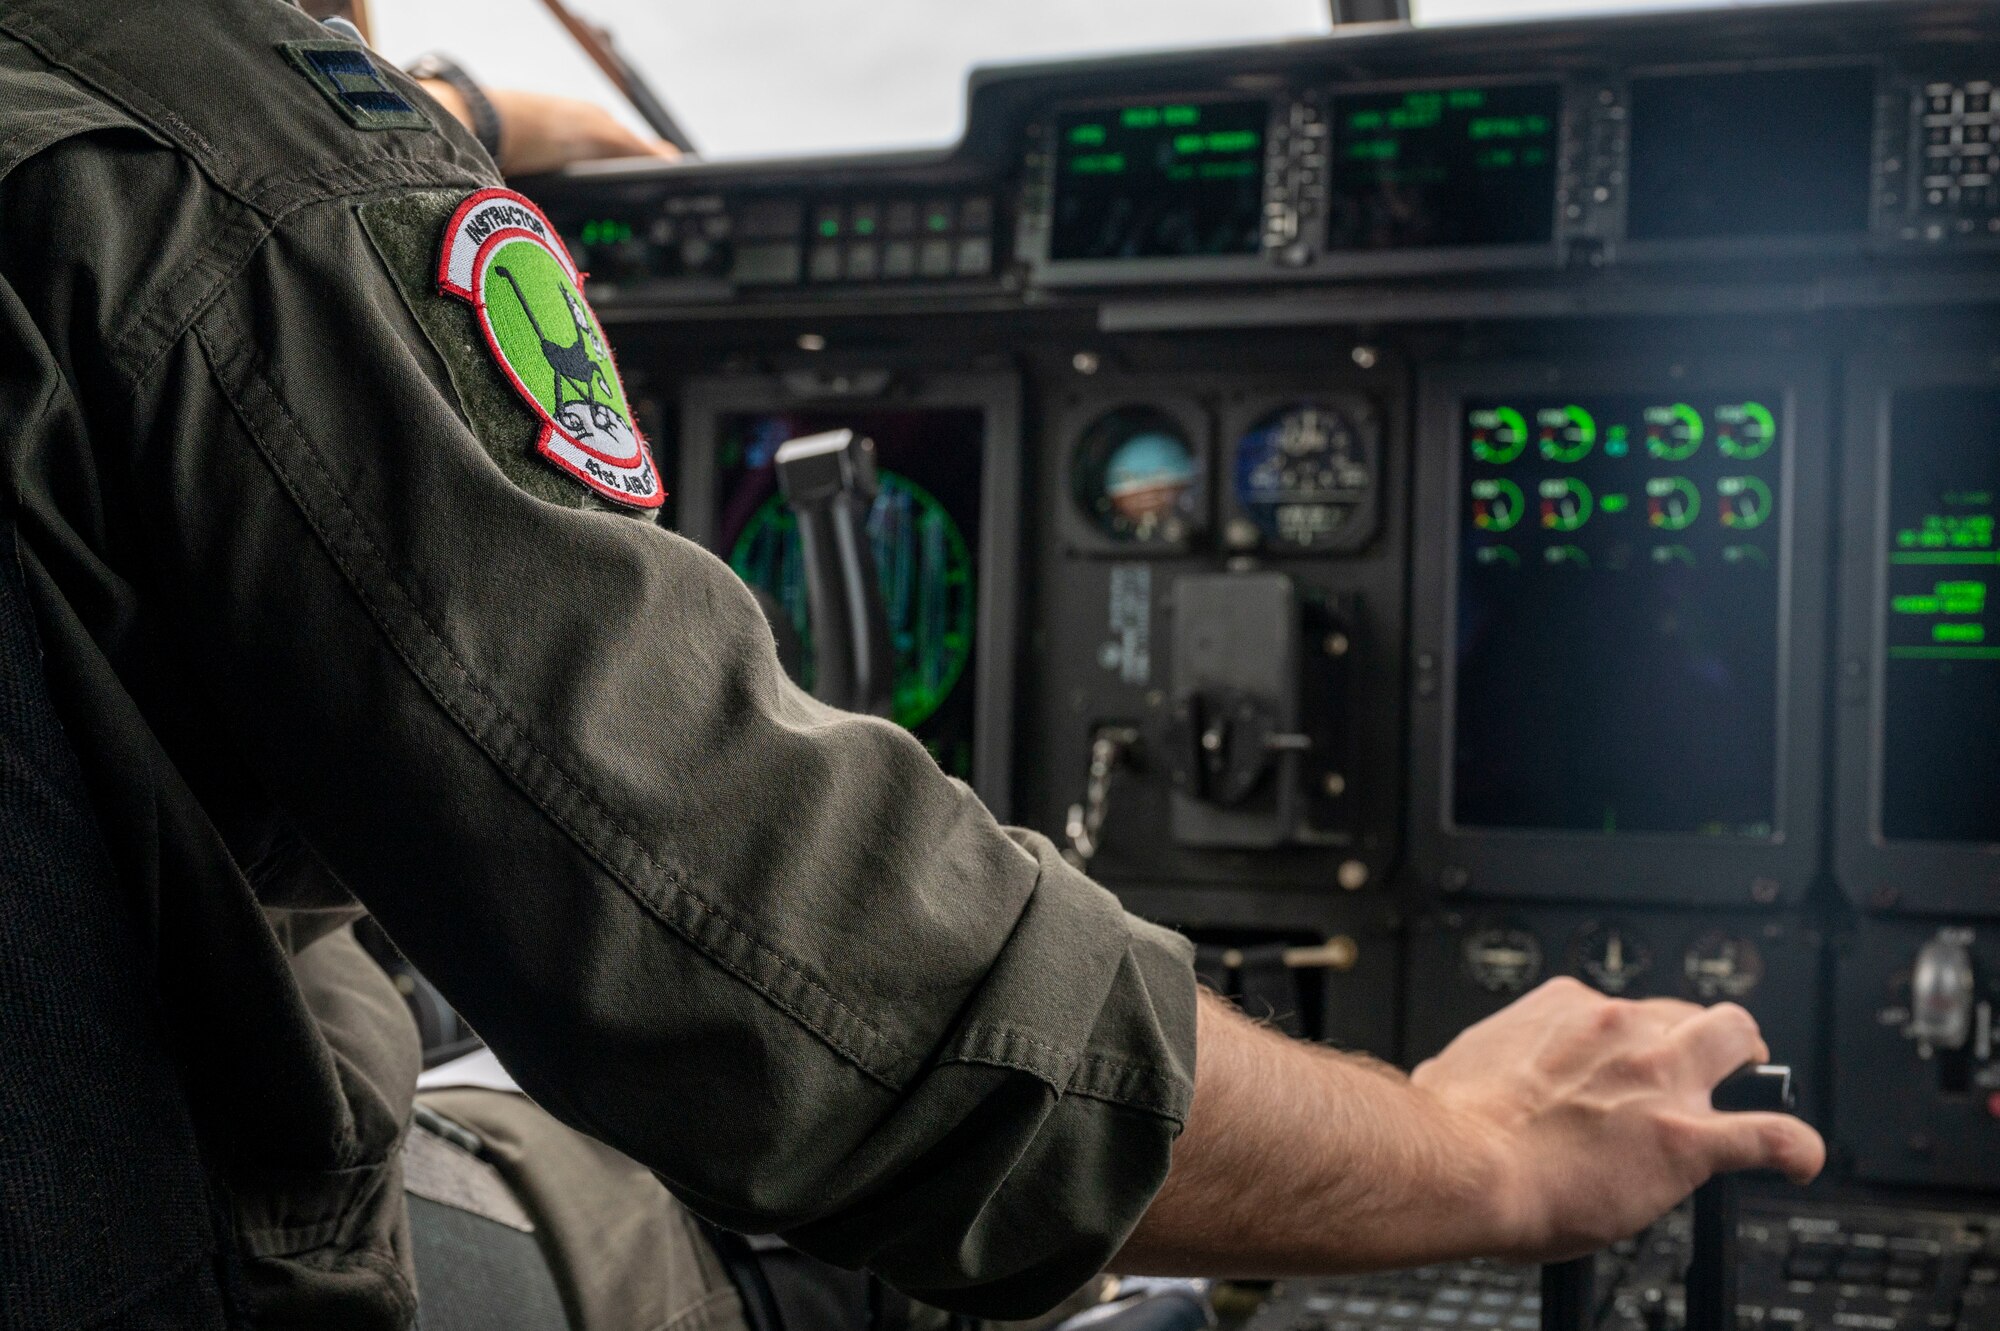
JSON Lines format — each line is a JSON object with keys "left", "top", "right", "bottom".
{"left": 1712, "top": 1064, "right": 1793, "bottom": 1114}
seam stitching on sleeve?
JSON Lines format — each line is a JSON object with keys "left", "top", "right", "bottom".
{"left": 950, "top": 1025, "right": 1184, "bottom": 1086}
{"left": 191, "top": 305, "right": 910, "bottom": 1090}
{"left": 121, "top": 168, "right": 489, "bottom": 387}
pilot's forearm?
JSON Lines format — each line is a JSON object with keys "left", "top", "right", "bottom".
{"left": 1114, "top": 990, "right": 1505, "bottom": 1277}
{"left": 1115, "top": 980, "right": 1825, "bottom": 1277}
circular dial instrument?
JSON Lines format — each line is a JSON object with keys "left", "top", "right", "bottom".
{"left": 1462, "top": 926, "right": 1545, "bottom": 994}
{"left": 1645, "top": 475, "right": 1701, "bottom": 532}
{"left": 1683, "top": 931, "right": 1765, "bottom": 1002}
{"left": 1717, "top": 475, "right": 1774, "bottom": 530}
{"left": 1644, "top": 403, "right": 1705, "bottom": 462}
{"left": 1231, "top": 403, "right": 1375, "bottom": 550}
{"left": 1469, "top": 407, "right": 1529, "bottom": 466}
{"left": 1538, "top": 405, "right": 1597, "bottom": 463}
{"left": 1569, "top": 921, "right": 1654, "bottom": 996}
{"left": 1539, "top": 476, "right": 1594, "bottom": 532}
{"left": 1716, "top": 401, "right": 1777, "bottom": 461}
{"left": 1073, "top": 407, "right": 1206, "bottom": 545}
{"left": 1471, "top": 477, "right": 1526, "bottom": 533}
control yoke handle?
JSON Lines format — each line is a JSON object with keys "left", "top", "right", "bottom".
{"left": 1540, "top": 1064, "right": 1796, "bottom": 1331}
{"left": 774, "top": 429, "right": 896, "bottom": 719}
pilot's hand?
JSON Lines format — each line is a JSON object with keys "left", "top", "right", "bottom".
{"left": 421, "top": 81, "right": 679, "bottom": 176}
{"left": 1412, "top": 977, "right": 1827, "bottom": 1262}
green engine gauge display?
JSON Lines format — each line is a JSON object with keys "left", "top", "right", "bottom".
{"left": 1537, "top": 405, "right": 1597, "bottom": 463}
{"left": 1646, "top": 475, "right": 1701, "bottom": 531}
{"left": 1716, "top": 401, "right": 1777, "bottom": 460}
{"left": 1471, "top": 477, "right": 1525, "bottom": 532}
{"left": 1538, "top": 476, "right": 1593, "bottom": 532}
{"left": 1456, "top": 392, "right": 1785, "bottom": 836}
{"left": 1718, "top": 475, "right": 1773, "bottom": 530}
{"left": 1644, "top": 403, "right": 1705, "bottom": 461}
{"left": 1469, "top": 406, "right": 1529, "bottom": 465}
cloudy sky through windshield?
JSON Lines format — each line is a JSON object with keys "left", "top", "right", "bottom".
{"left": 371, "top": 0, "right": 1801, "bottom": 162}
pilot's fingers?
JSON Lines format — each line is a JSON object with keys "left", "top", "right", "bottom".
{"left": 1684, "top": 1110, "right": 1827, "bottom": 1186}
{"left": 1633, "top": 995, "right": 1707, "bottom": 1027}
{"left": 1665, "top": 1002, "right": 1771, "bottom": 1087}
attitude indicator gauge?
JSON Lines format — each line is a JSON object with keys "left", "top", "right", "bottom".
{"left": 1716, "top": 402, "right": 1777, "bottom": 461}
{"left": 1231, "top": 403, "right": 1378, "bottom": 552}
{"left": 1072, "top": 407, "right": 1206, "bottom": 546}
{"left": 1644, "top": 403, "right": 1705, "bottom": 462}
{"left": 1683, "top": 931, "right": 1764, "bottom": 1001}
{"left": 1539, "top": 476, "right": 1593, "bottom": 532}
{"left": 1471, "top": 477, "right": 1525, "bottom": 533}
{"left": 1570, "top": 921, "right": 1653, "bottom": 996}
{"left": 1645, "top": 476, "right": 1701, "bottom": 531}
{"left": 1717, "top": 475, "right": 1774, "bottom": 530}
{"left": 1463, "top": 926, "right": 1544, "bottom": 994}
{"left": 1537, "top": 404, "right": 1597, "bottom": 463}
{"left": 1469, "top": 407, "right": 1528, "bottom": 465}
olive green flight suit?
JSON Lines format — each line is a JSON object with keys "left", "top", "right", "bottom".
{"left": 0, "top": 1, "right": 1197, "bottom": 1327}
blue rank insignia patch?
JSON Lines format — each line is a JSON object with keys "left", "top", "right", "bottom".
{"left": 280, "top": 41, "right": 432, "bottom": 132}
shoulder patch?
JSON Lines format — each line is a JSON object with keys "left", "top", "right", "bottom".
{"left": 436, "top": 189, "right": 662, "bottom": 510}
{"left": 280, "top": 40, "right": 432, "bottom": 132}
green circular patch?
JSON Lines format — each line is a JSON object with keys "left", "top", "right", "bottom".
{"left": 481, "top": 238, "right": 629, "bottom": 428}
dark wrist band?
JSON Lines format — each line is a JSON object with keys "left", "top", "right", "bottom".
{"left": 407, "top": 54, "right": 503, "bottom": 160}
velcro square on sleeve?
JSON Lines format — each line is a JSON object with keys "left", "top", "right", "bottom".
{"left": 280, "top": 41, "right": 433, "bottom": 132}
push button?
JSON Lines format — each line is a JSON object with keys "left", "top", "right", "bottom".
{"left": 881, "top": 239, "right": 917, "bottom": 278}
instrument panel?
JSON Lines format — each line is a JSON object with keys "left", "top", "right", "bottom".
{"left": 526, "top": 0, "right": 2000, "bottom": 1290}
{"left": 1410, "top": 360, "right": 1830, "bottom": 910}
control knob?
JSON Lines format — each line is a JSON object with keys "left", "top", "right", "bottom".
{"left": 1907, "top": 927, "right": 1976, "bottom": 1052}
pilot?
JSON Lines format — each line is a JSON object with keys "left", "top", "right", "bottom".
{"left": 0, "top": 0, "right": 1826, "bottom": 1328}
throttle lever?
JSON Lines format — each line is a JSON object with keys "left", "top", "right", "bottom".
{"left": 1688, "top": 1064, "right": 1793, "bottom": 1331}
{"left": 1540, "top": 1064, "right": 1794, "bottom": 1331}
{"left": 774, "top": 429, "right": 895, "bottom": 718}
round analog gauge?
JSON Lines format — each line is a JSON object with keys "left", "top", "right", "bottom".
{"left": 1644, "top": 403, "right": 1705, "bottom": 462}
{"left": 1684, "top": 932, "right": 1765, "bottom": 1002}
{"left": 1232, "top": 403, "right": 1375, "bottom": 550}
{"left": 1073, "top": 408, "right": 1205, "bottom": 545}
{"left": 1469, "top": 407, "right": 1528, "bottom": 466}
{"left": 1716, "top": 402, "right": 1777, "bottom": 461}
{"left": 1471, "top": 477, "right": 1525, "bottom": 533}
{"left": 1569, "top": 921, "right": 1654, "bottom": 996}
{"left": 1717, "top": 475, "right": 1774, "bottom": 531}
{"left": 1538, "top": 476, "right": 1594, "bottom": 532}
{"left": 1538, "top": 404, "right": 1597, "bottom": 464}
{"left": 1463, "top": 926, "right": 1545, "bottom": 995}
{"left": 1645, "top": 476, "right": 1701, "bottom": 532}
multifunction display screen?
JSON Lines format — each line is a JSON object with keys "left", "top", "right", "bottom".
{"left": 1626, "top": 65, "right": 1876, "bottom": 243}
{"left": 1328, "top": 83, "right": 1562, "bottom": 251}
{"left": 1879, "top": 388, "right": 2000, "bottom": 844}
{"left": 1453, "top": 394, "right": 1786, "bottom": 836}
{"left": 714, "top": 409, "right": 983, "bottom": 779}
{"left": 1050, "top": 99, "right": 1268, "bottom": 261}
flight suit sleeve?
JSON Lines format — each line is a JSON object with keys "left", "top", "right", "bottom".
{"left": 16, "top": 142, "right": 1197, "bottom": 1317}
